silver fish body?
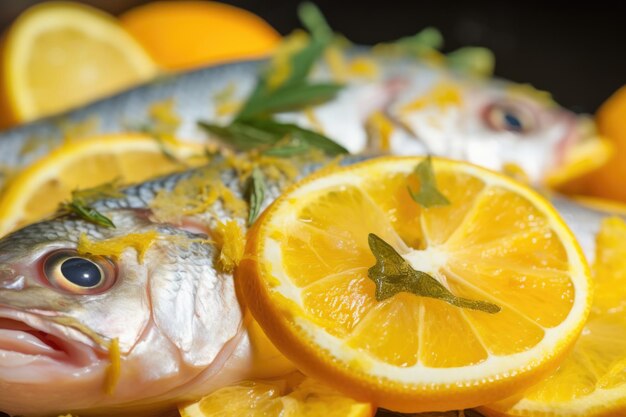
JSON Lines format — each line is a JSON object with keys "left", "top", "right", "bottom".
{"left": 0, "top": 48, "right": 598, "bottom": 188}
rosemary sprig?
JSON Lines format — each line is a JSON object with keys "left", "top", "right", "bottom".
{"left": 198, "top": 2, "right": 347, "bottom": 156}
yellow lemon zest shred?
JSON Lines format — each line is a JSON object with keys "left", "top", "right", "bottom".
{"left": 216, "top": 101, "right": 242, "bottom": 117}
{"left": 148, "top": 98, "right": 180, "bottom": 130}
{"left": 104, "top": 338, "right": 121, "bottom": 395}
{"left": 506, "top": 83, "right": 555, "bottom": 107}
{"left": 213, "top": 82, "right": 237, "bottom": 103}
{"left": 77, "top": 231, "right": 159, "bottom": 264}
{"left": 213, "top": 220, "right": 245, "bottom": 273}
{"left": 267, "top": 30, "right": 309, "bottom": 90}
{"left": 348, "top": 57, "right": 379, "bottom": 79}
{"left": 150, "top": 168, "right": 247, "bottom": 224}
{"left": 324, "top": 46, "right": 349, "bottom": 82}
{"left": 401, "top": 81, "right": 462, "bottom": 114}
{"left": 502, "top": 162, "right": 530, "bottom": 185}
{"left": 59, "top": 117, "right": 100, "bottom": 143}
{"left": 304, "top": 107, "right": 325, "bottom": 134}
{"left": 365, "top": 111, "right": 395, "bottom": 152}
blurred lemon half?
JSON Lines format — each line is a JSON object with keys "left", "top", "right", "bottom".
{"left": 0, "top": 133, "right": 206, "bottom": 236}
{"left": 0, "top": 2, "right": 157, "bottom": 128}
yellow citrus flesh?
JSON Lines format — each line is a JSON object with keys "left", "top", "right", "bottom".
{"left": 238, "top": 156, "right": 592, "bottom": 413}
{"left": 120, "top": 1, "right": 280, "bottom": 71}
{"left": 0, "top": 133, "right": 205, "bottom": 236}
{"left": 0, "top": 2, "right": 157, "bottom": 127}
{"left": 482, "top": 217, "right": 626, "bottom": 417}
{"left": 178, "top": 373, "right": 374, "bottom": 417}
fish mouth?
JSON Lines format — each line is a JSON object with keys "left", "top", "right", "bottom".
{"left": 0, "top": 309, "right": 104, "bottom": 369}
{"left": 545, "top": 116, "right": 614, "bottom": 188}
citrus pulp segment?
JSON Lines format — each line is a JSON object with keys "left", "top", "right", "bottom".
{"left": 482, "top": 216, "right": 626, "bottom": 417}
{"left": 238, "top": 156, "right": 592, "bottom": 412}
{"left": 179, "top": 373, "right": 374, "bottom": 417}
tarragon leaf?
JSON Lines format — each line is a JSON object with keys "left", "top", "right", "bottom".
{"left": 199, "top": 119, "right": 348, "bottom": 156}
{"left": 71, "top": 180, "right": 124, "bottom": 204}
{"left": 408, "top": 156, "right": 450, "bottom": 208}
{"left": 262, "top": 140, "right": 311, "bottom": 157}
{"left": 243, "top": 119, "right": 348, "bottom": 155}
{"left": 392, "top": 27, "right": 444, "bottom": 55}
{"left": 199, "top": 2, "right": 345, "bottom": 154}
{"left": 367, "top": 234, "right": 500, "bottom": 314}
{"left": 298, "top": 2, "right": 333, "bottom": 42}
{"left": 238, "top": 83, "right": 342, "bottom": 119}
{"left": 447, "top": 46, "right": 495, "bottom": 77}
{"left": 199, "top": 121, "right": 282, "bottom": 150}
{"left": 245, "top": 168, "right": 266, "bottom": 226}
{"left": 60, "top": 199, "right": 115, "bottom": 229}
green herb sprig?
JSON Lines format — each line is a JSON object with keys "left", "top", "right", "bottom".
{"left": 245, "top": 168, "right": 266, "bottom": 226}
{"left": 367, "top": 234, "right": 500, "bottom": 314}
{"left": 58, "top": 181, "right": 123, "bottom": 228}
{"left": 408, "top": 156, "right": 450, "bottom": 208}
{"left": 198, "top": 2, "right": 347, "bottom": 156}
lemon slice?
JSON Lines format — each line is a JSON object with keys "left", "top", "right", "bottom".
{"left": 179, "top": 373, "right": 374, "bottom": 417}
{"left": 482, "top": 216, "right": 626, "bottom": 417}
{"left": 238, "top": 156, "right": 592, "bottom": 413}
{"left": 0, "top": 2, "right": 157, "bottom": 127}
{"left": 0, "top": 133, "right": 205, "bottom": 235}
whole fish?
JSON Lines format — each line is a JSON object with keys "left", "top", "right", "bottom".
{"left": 0, "top": 47, "right": 619, "bottom": 416}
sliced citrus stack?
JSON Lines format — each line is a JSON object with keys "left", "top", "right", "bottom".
{"left": 482, "top": 216, "right": 626, "bottom": 417}
{"left": 238, "top": 156, "right": 592, "bottom": 413}
{"left": 0, "top": 2, "right": 157, "bottom": 127}
{"left": 0, "top": 133, "right": 205, "bottom": 236}
{"left": 120, "top": 1, "right": 280, "bottom": 70}
{"left": 179, "top": 373, "right": 374, "bottom": 417}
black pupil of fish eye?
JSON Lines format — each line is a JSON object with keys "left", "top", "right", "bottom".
{"left": 504, "top": 111, "right": 523, "bottom": 131}
{"left": 60, "top": 257, "right": 103, "bottom": 288}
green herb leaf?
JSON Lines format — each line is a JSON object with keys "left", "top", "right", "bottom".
{"left": 199, "top": 2, "right": 346, "bottom": 154}
{"left": 392, "top": 27, "right": 444, "bottom": 55}
{"left": 244, "top": 119, "right": 348, "bottom": 155}
{"left": 60, "top": 200, "right": 115, "bottom": 228}
{"left": 447, "top": 47, "right": 495, "bottom": 77}
{"left": 408, "top": 156, "right": 450, "bottom": 208}
{"left": 71, "top": 180, "right": 124, "bottom": 204}
{"left": 199, "top": 119, "right": 348, "bottom": 156}
{"left": 245, "top": 168, "right": 266, "bottom": 226}
{"left": 237, "top": 83, "right": 343, "bottom": 119}
{"left": 262, "top": 140, "right": 311, "bottom": 157}
{"left": 367, "top": 234, "right": 500, "bottom": 314}
{"left": 199, "top": 121, "right": 281, "bottom": 150}
{"left": 298, "top": 2, "right": 333, "bottom": 42}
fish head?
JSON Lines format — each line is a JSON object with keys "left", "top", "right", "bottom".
{"left": 0, "top": 208, "right": 243, "bottom": 415}
{"left": 388, "top": 72, "right": 611, "bottom": 185}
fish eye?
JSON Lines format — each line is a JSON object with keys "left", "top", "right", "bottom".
{"left": 42, "top": 250, "right": 117, "bottom": 295}
{"left": 483, "top": 102, "right": 536, "bottom": 134}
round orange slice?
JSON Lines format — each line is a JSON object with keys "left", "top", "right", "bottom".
{"left": 238, "top": 156, "right": 592, "bottom": 413}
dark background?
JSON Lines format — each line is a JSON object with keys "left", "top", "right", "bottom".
{"left": 1, "top": 0, "right": 625, "bottom": 114}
